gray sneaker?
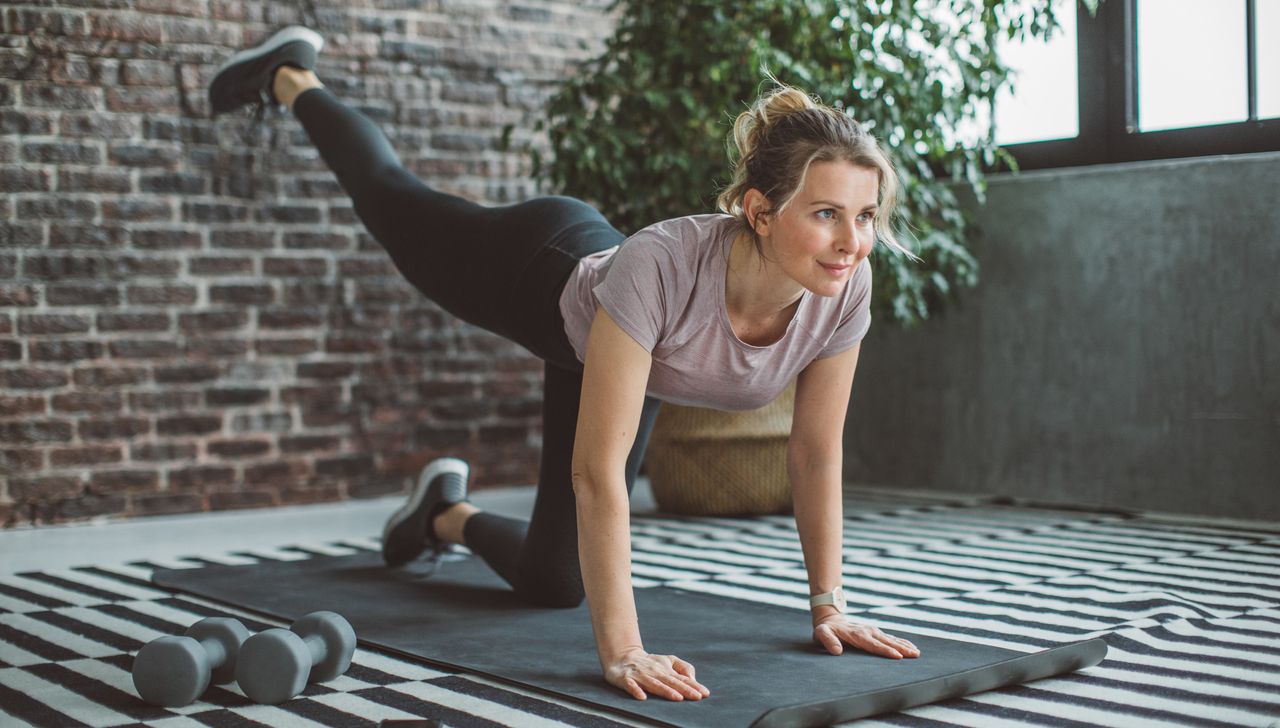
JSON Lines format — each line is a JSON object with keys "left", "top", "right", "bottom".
{"left": 208, "top": 26, "right": 324, "bottom": 115}
{"left": 381, "top": 457, "right": 471, "bottom": 567}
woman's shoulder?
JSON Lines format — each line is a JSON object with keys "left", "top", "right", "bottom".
{"left": 624, "top": 212, "right": 739, "bottom": 263}
{"left": 633, "top": 212, "right": 737, "bottom": 240}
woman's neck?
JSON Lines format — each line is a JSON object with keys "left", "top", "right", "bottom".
{"left": 725, "top": 230, "right": 805, "bottom": 322}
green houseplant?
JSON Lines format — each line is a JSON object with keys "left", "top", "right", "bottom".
{"left": 511, "top": 0, "right": 1098, "bottom": 513}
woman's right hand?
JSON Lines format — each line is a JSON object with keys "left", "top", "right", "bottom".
{"left": 603, "top": 647, "right": 711, "bottom": 701}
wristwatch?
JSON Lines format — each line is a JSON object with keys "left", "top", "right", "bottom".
{"left": 809, "top": 586, "right": 846, "bottom": 613}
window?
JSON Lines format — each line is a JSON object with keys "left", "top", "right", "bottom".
{"left": 995, "top": 0, "right": 1280, "bottom": 170}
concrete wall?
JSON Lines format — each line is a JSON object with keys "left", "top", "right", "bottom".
{"left": 844, "top": 152, "right": 1280, "bottom": 521}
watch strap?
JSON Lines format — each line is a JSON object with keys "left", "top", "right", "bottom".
{"left": 809, "top": 586, "right": 845, "bottom": 612}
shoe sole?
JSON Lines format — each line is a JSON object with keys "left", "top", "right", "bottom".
{"left": 213, "top": 26, "right": 325, "bottom": 77}
{"left": 381, "top": 457, "right": 470, "bottom": 564}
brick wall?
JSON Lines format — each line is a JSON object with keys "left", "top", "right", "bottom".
{"left": 0, "top": 0, "right": 618, "bottom": 526}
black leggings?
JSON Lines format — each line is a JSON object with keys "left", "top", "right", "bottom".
{"left": 293, "top": 88, "right": 662, "bottom": 607}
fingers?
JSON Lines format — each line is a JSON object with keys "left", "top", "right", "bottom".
{"left": 828, "top": 623, "right": 922, "bottom": 659}
{"left": 880, "top": 632, "right": 921, "bottom": 655}
{"left": 610, "top": 656, "right": 710, "bottom": 701}
{"left": 814, "top": 624, "right": 844, "bottom": 655}
{"left": 670, "top": 657, "right": 711, "bottom": 698}
{"left": 623, "top": 677, "right": 646, "bottom": 701}
{"left": 637, "top": 671, "right": 703, "bottom": 701}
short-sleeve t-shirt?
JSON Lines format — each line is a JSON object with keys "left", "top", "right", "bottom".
{"left": 557, "top": 213, "right": 872, "bottom": 411}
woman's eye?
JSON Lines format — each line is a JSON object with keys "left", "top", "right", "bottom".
{"left": 817, "top": 209, "right": 835, "bottom": 220}
{"left": 857, "top": 213, "right": 874, "bottom": 223}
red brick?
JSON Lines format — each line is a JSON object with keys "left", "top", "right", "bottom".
{"left": 177, "top": 310, "right": 247, "bottom": 332}
{"left": 0, "top": 369, "right": 69, "bottom": 389}
{"left": 101, "top": 198, "right": 174, "bottom": 222}
{"left": 135, "top": 0, "right": 206, "bottom": 17}
{"left": 9, "top": 475, "right": 83, "bottom": 500}
{"left": 1, "top": 448, "right": 45, "bottom": 472}
{"left": 130, "top": 440, "right": 197, "bottom": 461}
{"left": 0, "top": 395, "right": 47, "bottom": 417}
{"left": 0, "top": 419, "right": 73, "bottom": 442}
{"left": 209, "top": 284, "right": 274, "bottom": 305}
{"left": 22, "top": 84, "right": 101, "bottom": 110}
{"left": 296, "top": 361, "right": 356, "bottom": 380}
{"left": 131, "top": 228, "right": 202, "bottom": 250}
{"left": 18, "top": 313, "right": 91, "bottom": 335}
{"left": 30, "top": 340, "right": 103, "bottom": 363}
{"left": 128, "top": 390, "right": 201, "bottom": 411}
{"left": 59, "top": 112, "right": 140, "bottom": 139}
{"left": 49, "top": 444, "right": 123, "bottom": 467}
{"left": 16, "top": 198, "right": 97, "bottom": 222}
{"left": 0, "top": 167, "right": 52, "bottom": 192}
{"left": 73, "top": 365, "right": 148, "bottom": 387}
{"left": 88, "top": 12, "right": 164, "bottom": 42}
{"left": 183, "top": 338, "right": 249, "bottom": 358}
{"left": 279, "top": 434, "right": 341, "bottom": 454}
{"left": 206, "top": 438, "right": 270, "bottom": 458}
{"left": 120, "top": 59, "right": 172, "bottom": 86}
{"left": 109, "top": 339, "right": 181, "bottom": 359}
{"left": 105, "top": 87, "right": 179, "bottom": 114}
{"left": 49, "top": 223, "right": 129, "bottom": 248}
{"left": 96, "top": 312, "right": 170, "bottom": 332}
{"left": 156, "top": 414, "right": 221, "bottom": 436}
{"left": 5, "top": 9, "right": 91, "bottom": 36}
{"left": 262, "top": 257, "right": 330, "bottom": 277}
{"left": 154, "top": 363, "right": 219, "bottom": 384}
{"left": 167, "top": 465, "right": 236, "bottom": 489}
{"left": 282, "top": 232, "right": 351, "bottom": 251}
{"left": 58, "top": 168, "right": 133, "bottom": 193}
{"left": 255, "top": 338, "right": 321, "bottom": 356}
{"left": 210, "top": 228, "right": 274, "bottom": 249}
{"left": 78, "top": 416, "right": 150, "bottom": 440}
{"left": 47, "top": 284, "right": 120, "bottom": 306}
{"left": 51, "top": 391, "right": 123, "bottom": 413}
{"left": 126, "top": 284, "right": 197, "bottom": 305}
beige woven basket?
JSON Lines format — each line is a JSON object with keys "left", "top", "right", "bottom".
{"left": 645, "top": 380, "right": 796, "bottom": 516}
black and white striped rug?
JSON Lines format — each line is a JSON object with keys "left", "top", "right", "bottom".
{"left": 2, "top": 492, "right": 1278, "bottom": 727}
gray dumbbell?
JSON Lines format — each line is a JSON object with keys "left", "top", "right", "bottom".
{"left": 235, "top": 610, "right": 356, "bottom": 704}
{"left": 132, "top": 617, "right": 251, "bottom": 706}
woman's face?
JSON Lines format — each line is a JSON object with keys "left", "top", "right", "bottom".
{"left": 750, "top": 159, "right": 879, "bottom": 298}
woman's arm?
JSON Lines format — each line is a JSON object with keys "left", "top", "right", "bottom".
{"left": 788, "top": 452, "right": 846, "bottom": 625}
{"left": 788, "top": 342, "right": 864, "bottom": 608}
{"left": 789, "top": 342, "right": 921, "bottom": 659}
{"left": 573, "top": 306, "right": 710, "bottom": 701}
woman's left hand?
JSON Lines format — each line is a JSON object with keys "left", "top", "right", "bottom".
{"left": 812, "top": 614, "right": 921, "bottom": 659}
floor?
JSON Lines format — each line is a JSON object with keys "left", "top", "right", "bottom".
{"left": 2, "top": 480, "right": 1278, "bottom": 727}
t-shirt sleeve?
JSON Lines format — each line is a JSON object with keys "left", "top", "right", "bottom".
{"left": 590, "top": 233, "right": 673, "bottom": 353}
{"left": 815, "top": 259, "right": 873, "bottom": 359}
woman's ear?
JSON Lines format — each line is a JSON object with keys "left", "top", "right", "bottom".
{"left": 742, "top": 188, "right": 772, "bottom": 237}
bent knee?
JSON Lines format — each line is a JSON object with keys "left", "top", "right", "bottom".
{"left": 514, "top": 571, "right": 584, "bottom": 609}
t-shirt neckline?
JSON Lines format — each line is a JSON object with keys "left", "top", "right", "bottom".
{"left": 715, "top": 217, "right": 810, "bottom": 352}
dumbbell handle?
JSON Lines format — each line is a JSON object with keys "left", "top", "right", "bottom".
{"left": 300, "top": 632, "right": 325, "bottom": 667}
{"left": 196, "top": 635, "right": 229, "bottom": 667}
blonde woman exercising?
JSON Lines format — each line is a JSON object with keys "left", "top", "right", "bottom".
{"left": 210, "top": 26, "right": 921, "bottom": 703}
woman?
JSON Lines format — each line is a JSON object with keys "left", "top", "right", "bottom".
{"left": 210, "top": 26, "right": 921, "bottom": 703}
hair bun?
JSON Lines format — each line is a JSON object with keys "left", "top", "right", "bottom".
{"left": 732, "top": 85, "right": 818, "bottom": 162}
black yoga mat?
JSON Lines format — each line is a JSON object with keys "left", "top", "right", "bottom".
{"left": 154, "top": 552, "right": 1107, "bottom": 727}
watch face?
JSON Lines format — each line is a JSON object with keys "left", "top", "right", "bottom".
{"left": 833, "top": 586, "right": 846, "bottom": 612}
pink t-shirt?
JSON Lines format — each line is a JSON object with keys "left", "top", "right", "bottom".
{"left": 557, "top": 213, "right": 872, "bottom": 411}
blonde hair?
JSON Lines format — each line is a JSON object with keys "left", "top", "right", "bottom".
{"left": 716, "top": 78, "right": 917, "bottom": 261}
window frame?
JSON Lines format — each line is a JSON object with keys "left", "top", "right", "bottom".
{"left": 998, "top": 0, "right": 1280, "bottom": 171}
